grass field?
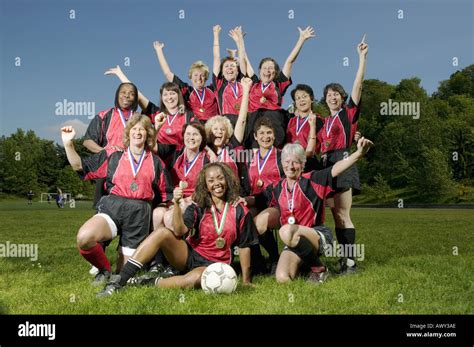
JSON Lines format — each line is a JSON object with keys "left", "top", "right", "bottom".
{"left": 0, "top": 199, "right": 472, "bottom": 315}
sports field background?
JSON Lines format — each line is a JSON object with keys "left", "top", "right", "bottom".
{"left": 0, "top": 199, "right": 472, "bottom": 314}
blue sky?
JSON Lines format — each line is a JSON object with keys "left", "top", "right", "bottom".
{"left": 0, "top": 0, "right": 472, "bottom": 143}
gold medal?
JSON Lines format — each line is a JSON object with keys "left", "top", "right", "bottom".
{"left": 166, "top": 128, "right": 172, "bottom": 135}
{"left": 325, "top": 140, "right": 331, "bottom": 148}
{"left": 256, "top": 179, "right": 264, "bottom": 188}
{"left": 234, "top": 103, "right": 240, "bottom": 110}
{"left": 215, "top": 237, "right": 226, "bottom": 249}
{"left": 199, "top": 108, "right": 205, "bottom": 113}
{"left": 130, "top": 181, "right": 139, "bottom": 192}
{"left": 260, "top": 96, "right": 267, "bottom": 104}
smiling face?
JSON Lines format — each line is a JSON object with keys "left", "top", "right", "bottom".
{"left": 184, "top": 125, "right": 203, "bottom": 151}
{"left": 129, "top": 121, "right": 147, "bottom": 148}
{"left": 294, "top": 90, "right": 312, "bottom": 114}
{"left": 325, "top": 88, "right": 344, "bottom": 113}
{"left": 162, "top": 88, "right": 179, "bottom": 111}
{"left": 282, "top": 154, "right": 304, "bottom": 180}
{"left": 222, "top": 59, "right": 238, "bottom": 82}
{"left": 259, "top": 60, "right": 277, "bottom": 84}
{"left": 118, "top": 84, "right": 136, "bottom": 110}
{"left": 254, "top": 125, "right": 275, "bottom": 150}
{"left": 190, "top": 68, "right": 207, "bottom": 90}
{"left": 205, "top": 166, "right": 227, "bottom": 200}
{"left": 211, "top": 121, "right": 228, "bottom": 148}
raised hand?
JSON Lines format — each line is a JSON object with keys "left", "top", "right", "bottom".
{"left": 153, "top": 41, "right": 164, "bottom": 51}
{"left": 213, "top": 24, "right": 221, "bottom": 35}
{"left": 298, "top": 26, "right": 316, "bottom": 41}
{"left": 60, "top": 126, "right": 76, "bottom": 144}
{"left": 154, "top": 112, "right": 166, "bottom": 130}
{"left": 356, "top": 137, "right": 374, "bottom": 156}
{"left": 357, "top": 34, "right": 369, "bottom": 57}
{"left": 104, "top": 65, "right": 123, "bottom": 76}
{"left": 240, "top": 76, "right": 253, "bottom": 90}
{"left": 228, "top": 26, "right": 240, "bottom": 43}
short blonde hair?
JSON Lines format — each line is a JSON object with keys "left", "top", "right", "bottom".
{"left": 123, "top": 113, "right": 156, "bottom": 150}
{"left": 281, "top": 143, "right": 306, "bottom": 168}
{"left": 188, "top": 61, "right": 210, "bottom": 81}
{"left": 205, "top": 115, "right": 233, "bottom": 141}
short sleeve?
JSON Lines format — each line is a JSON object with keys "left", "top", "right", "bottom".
{"left": 346, "top": 97, "right": 361, "bottom": 124}
{"left": 84, "top": 116, "right": 103, "bottom": 145}
{"left": 78, "top": 149, "right": 110, "bottom": 180}
{"left": 142, "top": 101, "right": 160, "bottom": 117}
{"left": 309, "top": 167, "right": 334, "bottom": 199}
{"left": 183, "top": 203, "right": 198, "bottom": 230}
{"left": 236, "top": 205, "right": 259, "bottom": 248}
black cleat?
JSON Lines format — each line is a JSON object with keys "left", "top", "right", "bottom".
{"left": 91, "top": 269, "right": 111, "bottom": 286}
{"left": 97, "top": 274, "right": 122, "bottom": 297}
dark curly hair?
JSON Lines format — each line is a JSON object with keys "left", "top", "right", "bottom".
{"left": 192, "top": 163, "right": 240, "bottom": 209}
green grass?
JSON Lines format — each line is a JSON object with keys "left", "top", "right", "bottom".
{"left": 0, "top": 199, "right": 472, "bottom": 314}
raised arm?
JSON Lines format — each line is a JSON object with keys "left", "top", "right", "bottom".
{"left": 104, "top": 65, "right": 150, "bottom": 111}
{"left": 228, "top": 26, "right": 247, "bottom": 76}
{"left": 351, "top": 35, "right": 369, "bottom": 105}
{"left": 233, "top": 77, "right": 252, "bottom": 143}
{"left": 305, "top": 113, "right": 317, "bottom": 157}
{"left": 282, "top": 26, "right": 315, "bottom": 78}
{"left": 61, "top": 126, "right": 82, "bottom": 171}
{"left": 213, "top": 25, "right": 221, "bottom": 76}
{"left": 171, "top": 182, "right": 189, "bottom": 237}
{"left": 153, "top": 41, "right": 175, "bottom": 82}
{"left": 331, "top": 137, "right": 373, "bottom": 177}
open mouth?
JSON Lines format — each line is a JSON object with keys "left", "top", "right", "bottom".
{"left": 212, "top": 185, "right": 224, "bottom": 194}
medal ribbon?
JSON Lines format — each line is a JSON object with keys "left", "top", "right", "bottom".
{"left": 257, "top": 147, "right": 273, "bottom": 175}
{"left": 284, "top": 179, "right": 297, "bottom": 213}
{"left": 184, "top": 151, "right": 201, "bottom": 177}
{"left": 261, "top": 82, "right": 271, "bottom": 95}
{"left": 229, "top": 82, "right": 239, "bottom": 99}
{"left": 128, "top": 147, "right": 146, "bottom": 178}
{"left": 193, "top": 88, "right": 206, "bottom": 106}
{"left": 211, "top": 202, "right": 230, "bottom": 237}
{"left": 117, "top": 108, "right": 131, "bottom": 128}
{"left": 296, "top": 115, "right": 309, "bottom": 135}
{"left": 217, "top": 148, "right": 226, "bottom": 162}
{"left": 326, "top": 109, "right": 341, "bottom": 137}
{"left": 167, "top": 111, "right": 180, "bottom": 127}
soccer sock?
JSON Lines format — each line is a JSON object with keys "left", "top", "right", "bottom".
{"left": 289, "top": 236, "right": 317, "bottom": 266}
{"left": 336, "top": 227, "right": 356, "bottom": 266}
{"left": 118, "top": 258, "right": 143, "bottom": 286}
{"left": 250, "top": 244, "right": 266, "bottom": 272}
{"left": 258, "top": 230, "right": 279, "bottom": 263}
{"left": 79, "top": 243, "right": 111, "bottom": 272}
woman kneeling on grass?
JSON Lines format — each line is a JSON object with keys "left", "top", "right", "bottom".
{"left": 254, "top": 138, "right": 373, "bottom": 284}
{"left": 98, "top": 162, "right": 258, "bottom": 297}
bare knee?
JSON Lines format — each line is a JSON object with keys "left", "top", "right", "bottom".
{"left": 275, "top": 270, "right": 291, "bottom": 283}
{"left": 254, "top": 215, "right": 267, "bottom": 235}
{"left": 279, "top": 225, "right": 292, "bottom": 245}
{"left": 76, "top": 227, "right": 96, "bottom": 250}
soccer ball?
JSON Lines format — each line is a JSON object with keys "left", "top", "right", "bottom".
{"left": 201, "top": 262, "right": 237, "bottom": 294}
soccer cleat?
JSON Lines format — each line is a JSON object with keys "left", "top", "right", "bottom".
{"left": 89, "top": 265, "right": 99, "bottom": 276}
{"left": 91, "top": 269, "right": 111, "bottom": 286}
{"left": 338, "top": 258, "right": 357, "bottom": 275}
{"left": 129, "top": 273, "right": 161, "bottom": 287}
{"left": 307, "top": 267, "right": 329, "bottom": 284}
{"left": 161, "top": 265, "right": 179, "bottom": 278}
{"left": 149, "top": 263, "right": 166, "bottom": 274}
{"left": 97, "top": 274, "right": 122, "bottom": 297}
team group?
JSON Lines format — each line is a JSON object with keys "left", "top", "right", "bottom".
{"left": 60, "top": 25, "right": 371, "bottom": 296}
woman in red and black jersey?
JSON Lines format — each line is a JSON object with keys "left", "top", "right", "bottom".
{"left": 61, "top": 114, "right": 172, "bottom": 285}
{"left": 254, "top": 138, "right": 373, "bottom": 284}
{"left": 317, "top": 36, "right": 368, "bottom": 274}
{"left": 98, "top": 163, "right": 258, "bottom": 296}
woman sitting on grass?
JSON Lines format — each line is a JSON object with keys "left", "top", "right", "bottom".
{"left": 98, "top": 162, "right": 258, "bottom": 297}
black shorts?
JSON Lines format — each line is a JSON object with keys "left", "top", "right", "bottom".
{"left": 243, "top": 109, "right": 289, "bottom": 149}
{"left": 283, "top": 225, "right": 334, "bottom": 259}
{"left": 96, "top": 195, "right": 152, "bottom": 256}
{"left": 184, "top": 242, "right": 214, "bottom": 271}
{"left": 321, "top": 149, "right": 361, "bottom": 195}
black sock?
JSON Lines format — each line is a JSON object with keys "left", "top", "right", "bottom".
{"left": 336, "top": 228, "right": 356, "bottom": 264}
{"left": 344, "top": 228, "right": 356, "bottom": 261}
{"left": 250, "top": 244, "right": 266, "bottom": 273}
{"left": 258, "top": 230, "right": 279, "bottom": 263}
{"left": 289, "top": 236, "right": 317, "bottom": 265}
{"left": 118, "top": 258, "right": 143, "bottom": 286}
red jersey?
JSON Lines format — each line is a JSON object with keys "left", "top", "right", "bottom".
{"left": 213, "top": 73, "right": 244, "bottom": 116}
{"left": 169, "top": 150, "right": 209, "bottom": 197}
{"left": 248, "top": 72, "right": 292, "bottom": 112}
{"left": 261, "top": 167, "right": 334, "bottom": 227}
{"left": 84, "top": 107, "right": 134, "bottom": 149}
{"left": 143, "top": 101, "right": 194, "bottom": 151}
{"left": 245, "top": 147, "right": 284, "bottom": 195}
{"left": 173, "top": 75, "right": 219, "bottom": 122}
{"left": 183, "top": 203, "right": 259, "bottom": 264}
{"left": 80, "top": 148, "right": 173, "bottom": 205}
{"left": 317, "top": 97, "right": 360, "bottom": 154}
{"left": 215, "top": 136, "right": 242, "bottom": 180}
{"left": 286, "top": 114, "right": 324, "bottom": 149}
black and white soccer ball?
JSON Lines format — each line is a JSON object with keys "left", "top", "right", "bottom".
{"left": 201, "top": 262, "right": 237, "bottom": 294}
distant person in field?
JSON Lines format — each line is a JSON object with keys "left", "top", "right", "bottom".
{"left": 47, "top": 194, "right": 51, "bottom": 204}
{"left": 97, "top": 163, "right": 258, "bottom": 297}
{"left": 61, "top": 114, "right": 172, "bottom": 286}
{"left": 56, "top": 187, "right": 63, "bottom": 208}
{"left": 27, "top": 190, "right": 34, "bottom": 205}
{"left": 254, "top": 139, "right": 373, "bottom": 284}
{"left": 317, "top": 35, "right": 368, "bottom": 274}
